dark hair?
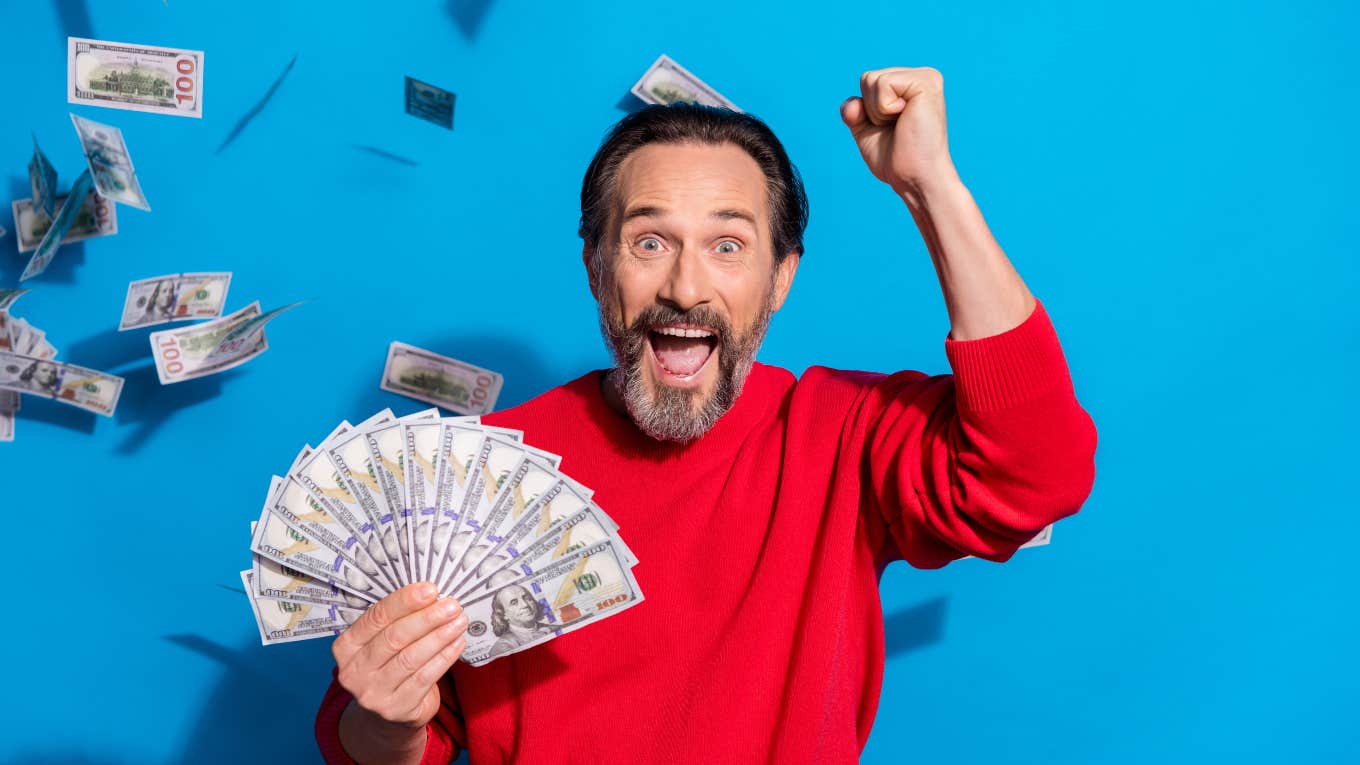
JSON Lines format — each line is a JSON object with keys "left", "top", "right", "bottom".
{"left": 578, "top": 103, "right": 809, "bottom": 269}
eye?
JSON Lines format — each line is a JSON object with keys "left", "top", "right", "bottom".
{"left": 715, "top": 240, "right": 742, "bottom": 255}
{"left": 637, "top": 237, "right": 663, "bottom": 252}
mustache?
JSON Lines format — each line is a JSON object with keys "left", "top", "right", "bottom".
{"left": 622, "top": 304, "right": 732, "bottom": 343}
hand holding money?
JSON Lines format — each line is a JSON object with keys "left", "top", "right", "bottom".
{"left": 333, "top": 584, "right": 467, "bottom": 762}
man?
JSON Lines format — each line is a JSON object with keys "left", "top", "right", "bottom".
{"left": 316, "top": 67, "right": 1098, "bottom": 764}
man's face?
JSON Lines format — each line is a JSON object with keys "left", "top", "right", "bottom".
{"left": 155, "top": 282, "right": 176, "bottom": 312}
{"left": 590, "top": 142, "right": 797, "bottom": 442}
{"left": 496, "top": 585, "right": 537, "bottom": 627}
{"left": 33, "top": 363, "right": 58, "bottom": 388}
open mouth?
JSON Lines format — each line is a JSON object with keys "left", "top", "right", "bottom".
{"left": 646, "top": 324, "right": 718, "bottom": 383}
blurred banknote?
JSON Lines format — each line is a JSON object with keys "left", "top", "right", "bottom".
{"left": 68, "top": 36, "right": 204, "bottom": 118}
{"left": 119, "top": 272, "right": 231, "bottom": 330}
{"left": 380, "top": 341, "right": 503, "bottom": 415}
{"left": 149, "top": 300, "right": 297, "bottom": 384}
{"left": 404, "top": 76, "right": 455, "bottom": 130}
{"left": 21, "top": 170, "right": 95, "bottom": 281}
{"left": 70, "top": 114, "right": 151, "bottom": 211}
{"left": 0, "top": 351, "right": 123, "bottom": 416}
{"left": 630, "top": 54, "right": 740, "bottom": 111}
{"left": 11, "top": 190, "right": 117, "bottom": 254}
{"left": 0, "top": 289, "right": 27, "bottom": 312}
{"left": 29, "top": 135, "right": 58, "bottom": 218}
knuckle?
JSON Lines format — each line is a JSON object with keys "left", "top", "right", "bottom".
{"left": 396, "top": 647, "right": 422, "bottom": 676}
{"left": 366, "top": 601, "right": 389, "bottom": 630}
{"left": 381, "top": 625, "right": 406, "bottom": 654}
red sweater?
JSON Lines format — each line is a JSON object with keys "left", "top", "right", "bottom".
{"left": 315, "top": 298, "right": 1097, "bottom": 764}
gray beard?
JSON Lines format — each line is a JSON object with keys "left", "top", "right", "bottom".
{"left": 600, "top": 300, "right": 773, "bottom": 443}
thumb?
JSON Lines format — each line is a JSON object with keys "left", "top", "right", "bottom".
{"left": 840, "top": 97, "right": 875, "bottom": 143}
{"left": 840, "top": 96, "right": 868, "bottom": 130}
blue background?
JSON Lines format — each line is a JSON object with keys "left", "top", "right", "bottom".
{"left": 1, "top": 1, "right": 1355, "bottom": 763}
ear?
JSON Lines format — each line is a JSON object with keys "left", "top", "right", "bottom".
{"left": 582, "top": 241, "right": 599, "bottom": 300}
{"left": 768, "top": 252, "right": 801, "bottom": 313}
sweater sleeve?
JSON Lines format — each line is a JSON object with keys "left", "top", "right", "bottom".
{"left": 314, "top": 667, "right": 466, "bottom": 765}
{"left": 856, "top": 298, "right": 1098, "bottom": 569}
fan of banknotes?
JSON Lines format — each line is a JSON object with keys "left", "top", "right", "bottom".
{"left": 242, "top": 408, "right": 643, "bottom": 667}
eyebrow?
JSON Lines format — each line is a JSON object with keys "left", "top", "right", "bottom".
{"left": 621, "top": 205, "right": 758, "bottom": 228}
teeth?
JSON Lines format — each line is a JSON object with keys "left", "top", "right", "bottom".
{"left": 654, "top": 326, "right": 713, "bottom": 339}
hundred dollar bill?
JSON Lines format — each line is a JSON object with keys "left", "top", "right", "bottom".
{"left": 363, "top": 410, "right": 442, "bottom": 584}
{"left": 242, "top": 571, "right": 361, "bottom": 645}
{"left": 630, "top": 54, "right": 740, "bottom": 111}
{"left": 149, "top": 301, "right": 297, "bottom": 384}
{"left": 291, "top": 425, "right": 402, "bottom": 593}
{"left": 403, "top": 421, "right": 444, "bottom": 581}
{"left": 381, "top": 341, "right": 503, "bottom": 416}
{"left": 434, "top": 436, "right": 561, "bottom": 593}
{"left": 404, "top": 76, "right": 455, "bottom": 130}
{"left": 459, "top": 538, "right": 643, "bottom": 665}
{"left": 11, "top": 190, "right": 117, "bottom": 254}
{"left": 29, "top": 135, "right": 58, "bottom": 218}
{"left": 119, "top": 272, "right": 231, "bottom": 330}
{"left": 445, "top": 455, "right": 567, "bottom": 593}
{"left": 455, "top": 487, "right": 619, "bottom": 600}
{"left": 22, "top": 170, "right": 95, "bottom": 281}
{"left": 68, "top": 37, "right": 204, "bottom": 118}
{"left": 0, "top": 289, "right": 27, "bottom": 312}
{"left": 419, "top": 423, "right": 485, "bottom": 585}
{"left": 0, "top": 389, "right": 15, "bottom": 443}
{"left": 250, "top": 477, "right": 384, "bottom": 603}
{"left": 324, "top": 409, "right": 408, "bottom": 583}
{"left": 0, "top": 350, "right": 123, "bottom": 416}
{"left": 70, "top": 113, "right": 151, "bottom": 210}
{"left": 253, "top": 553, "right": 370, "bottom": 610}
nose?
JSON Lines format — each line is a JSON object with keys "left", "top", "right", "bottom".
{"left": 655, "top": 245, "right": 709, "bottom": 313}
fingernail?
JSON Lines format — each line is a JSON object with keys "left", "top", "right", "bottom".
{"left": 437, "top": 599, "right": 460, "bottom": 618}
{"left": 418, "top": 583, "right": 436, "bottom": 600}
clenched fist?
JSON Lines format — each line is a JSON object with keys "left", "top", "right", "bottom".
{"left": 841, "top": 66, "right": 958, "bottom": 195}
{"left": 333, "top": 583, "right": 467, "bottom": 763}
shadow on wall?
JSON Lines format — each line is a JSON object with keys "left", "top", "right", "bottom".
{"left": 52, "top": 0, "right": 94, "bottom": 44}
{"left": 165, "top": 631, "right": 473, "bottom": 765}
{"left": 111, "top": 364, "right": 234, "bottom": 455}
{"left": 883, "top": 596, "right": 948, "bottom": 658}
{"left": 443, "top": 0, "right": 495, "bottom": 41}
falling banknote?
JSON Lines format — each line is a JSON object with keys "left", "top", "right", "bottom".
{"left": 11, "top": 190, "right": 118, "bottom": 254}
{"left": 21, "top": 170, "right": 95, "bottom": 281}
{"left": 148, "top": 300, "right": 298, "bottom": 384}
{"left": 29, "top": 134, "right": 58, "bottom": 218}
{"left": 70, "top": 113, "right": 151, "bottom": 211}
{"left": 119, "top": 272, "right": 231, "bottom": 330}
{"left": 0, "top": 351, "right": 124, "bottom": 416}
{"left": 630, "top": 54, "right": 740, "bottom": 111}
{"left": 67, "top": 36, "right": 204, "bottom": 118}
{"left": 380, "top": 341, "right": 503, "bottom": 416}
{"left": 404, "top": 76, "right": 455, "bottom": 130}
{"left": 240, "top": 412, "right": 643, "bottom": 665}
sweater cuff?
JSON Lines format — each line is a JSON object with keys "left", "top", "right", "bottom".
{"left": 943, "top": 299, "right": 1075, "bottom": 413}
{"left": 315, "top": 672, "right": 456, "bottom": 765}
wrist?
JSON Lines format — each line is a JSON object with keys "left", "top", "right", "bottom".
{"left": 339, "top": 699, "right": 428, "bottom": 765}
{"left": 894, "top": 164, "right": 965, "bottom": 211}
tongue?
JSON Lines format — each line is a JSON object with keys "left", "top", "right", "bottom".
{"left": 652, "top": 334, "right": 713, "bottom": 376}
